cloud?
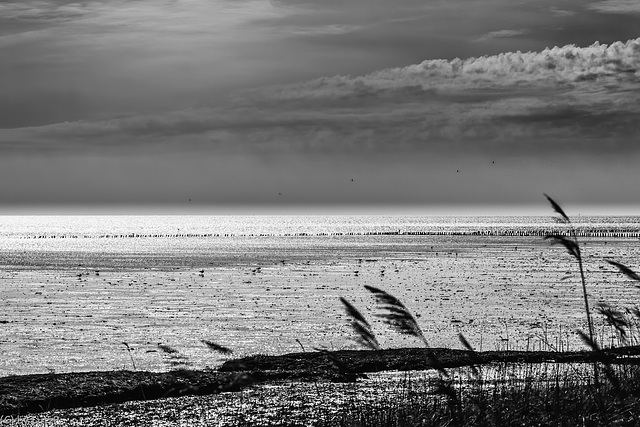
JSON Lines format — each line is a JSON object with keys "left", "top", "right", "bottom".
{"left": 0, "top": 1, "right": 88, "bottom": 23}
{"left": 588, "top": 0, "right": 640, "bottom": 14}
{"left": 0, "top": 0, "right": 305, "bottom": 127}
{"left": 262, "top": 38, "right": 640, "bottom": 99}
{"left": 275, "top": 23, "right": 363, "bottom": 36}
{"left": 475, "top": 29, "right": 530, "bottom": 43}
{"left": 2, "top": 30, "right": 640, "bottom": 207}
{"left": 549, "top": 6, "right": 578, "bottom": 17}
{"left": 1, "top": 38, "right": 639, "bottom": 158}
{"left": 4, "top": 0, "right": 640, "bottom": 132}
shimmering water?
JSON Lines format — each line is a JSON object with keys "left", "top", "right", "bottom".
{"left": 1, "top": 215, "right": 640, "bottom": 376}
{"left": 0, "top": 215, "right": 639, "bottom": 269}
{"left": 2, "top": 215, "right": 640, "bottom": 240}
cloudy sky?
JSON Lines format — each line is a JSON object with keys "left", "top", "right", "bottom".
{"left": 1, "top": 0, "right": 639, "bottom": 214}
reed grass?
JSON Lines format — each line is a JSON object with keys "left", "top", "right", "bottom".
{"left": 339, "top": 297, "right": 381, "bottom": 351}
{"left": 309, "top": 364, "right": 640, "bottom": 427}
{"left": 364, "top": 285, "right": 429, "bottom": 347}
{"left": 122, "top": 342, "right": 137, "bottom": 371}
{"left": 543, "top": 193, "right": 594, "bottom": 345}
{"left": 157, "top": 343, "right": 192, "bottom": 368}
{"left": 202, "top": 340, "right": 234, "bottom": 355}
{"left": 319, "top": 195, "right": 640, "bottom": 427}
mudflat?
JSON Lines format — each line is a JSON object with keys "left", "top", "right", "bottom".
{"left": 2, "top": 235, "right": 639, "bottom": 377}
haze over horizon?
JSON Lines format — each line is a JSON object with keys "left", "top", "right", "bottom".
{"left": 1, "top": 0, "right": 639, "bottom": 214}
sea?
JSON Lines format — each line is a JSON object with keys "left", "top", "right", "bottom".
{"left": 1, "top": 214, "right": 640, "bottom": 376}
{"left": 0, "top": 214, "right": 639, "bottom": 267}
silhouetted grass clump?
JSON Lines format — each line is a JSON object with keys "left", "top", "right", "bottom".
{"left": 322, "top": 195, "right": 640, "bottom": 427}
{"left": 309, "top": 364, "right": 640, "bottom": 427}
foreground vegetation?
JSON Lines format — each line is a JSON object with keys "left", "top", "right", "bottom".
{"left": 4, "top": 356, "right": 640, "bottom": 426}
{"left": 312, "top": 362, "right": 640, "bottom": 427}
{"left": 315, "top": 195, "right": 640, "bottom": 426}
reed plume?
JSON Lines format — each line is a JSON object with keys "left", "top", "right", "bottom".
{"left": 339, "top": 297, "right": 381, "bottom": 351}
{"left": 597, "top": 302, "right": 629, "bottom": 345}
{"left": 544, "top": 194, "right": 594, "bottom": 345}
{"left": 158, "top": 344, "right": 179, "bottom": 354}
{"left": 201, "top": 340, "right": 233, "bottom": 355}
{"left": 364, "top": 285, "right": 448, "bottom": 376}
{"left": 158, "top": 344, "right": 190, "bottom": 367}
{"left": 545, "top": 193, "right": 571, "bottom": 223}
{"left": 364, "top": 285, "right": 428, "bottom": 347}
{"left": 606, "top": 260, "right": 640, "bottom": 283}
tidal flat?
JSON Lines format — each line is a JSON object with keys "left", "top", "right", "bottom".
{"left": 2, "top": 234, "right": 640, "bottom": 376}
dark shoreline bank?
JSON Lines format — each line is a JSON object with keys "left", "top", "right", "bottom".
{"left": 3, "top": 346, "right": 640, "bottom": 417}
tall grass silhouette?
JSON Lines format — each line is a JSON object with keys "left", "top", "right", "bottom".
{"left": 364, "top": 285, "right": 429, "bottom": 346}
{"left": 607, "top": 259, "right": 640, "bottom": 283}
{"left": 363, "top": 285, "right": 449, "bottom": 377}
{"left": 543, "top": 194, "right": 594, "bottom": 345}
{"left": 122, "top": 342, "right": 137, "bottom": 370}
{"left": 201, "top": 340, "right": 234, "bottom": 355}
{"left": 316, "top": 195, "right": 640, "bottom": 426}
{"left": 339, "top": 297, "right": 381, "bottom": 351}
{"left": 157, "top": 343, "right": 191, "bottom": 368}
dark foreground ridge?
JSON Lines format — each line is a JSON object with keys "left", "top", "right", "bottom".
{"left": 3, "top": 346, "right": 640, "bottom": 417}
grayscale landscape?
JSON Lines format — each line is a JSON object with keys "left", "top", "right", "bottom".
{"left": 1, "top": 0, "right": 639, "bottom": 425}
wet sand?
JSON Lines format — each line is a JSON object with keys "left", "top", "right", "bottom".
{"left": 2, "top": 235, "right": 640, "bottom": 376}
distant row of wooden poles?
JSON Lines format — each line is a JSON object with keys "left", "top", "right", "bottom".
{"left": 18, "top": 229, "right": 640, "bottom": 239}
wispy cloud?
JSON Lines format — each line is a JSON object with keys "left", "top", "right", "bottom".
{"left": 549, "top": 6, "right": 578, "bottom": 17}
{"left": 588, "top": 0, "right": 640, "bottom": 14}
{"left": 0, "top": 1, "right": 88, "bottom": 23}
{"left": 276, "top": 23, "right": 363, "bottom": 36}
{"left": 0, "top": 0, "right": 282, "bottom": 49}
{"left": 474, "top": 29, "right": 530, "bottom": 43}
{"left": 0, "top": 0, "right": 299, "bottom": 128}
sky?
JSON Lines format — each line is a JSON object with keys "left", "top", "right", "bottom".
{"left": 0, "top": 0, "right": 639, "bottom": 214}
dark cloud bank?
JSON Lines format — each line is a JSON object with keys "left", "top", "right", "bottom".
{"left": 0, "top": 32, "right": 639, "bottom": 210}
